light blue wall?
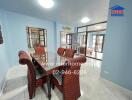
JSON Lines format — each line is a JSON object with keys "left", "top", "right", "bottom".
{"left": 0, "top": 11, "right": 10, "bottom": 92}
{"left": 0, "top": 45, "right": 9, "bottom": 91}
{"left": 0, "top": 9, "right": 76, "bottom": 92}
{"left": 101, "top": 0, "right": 132, "bottom": 90}
{"left": 0, "top": 9, "right": 56, "bottom": 67}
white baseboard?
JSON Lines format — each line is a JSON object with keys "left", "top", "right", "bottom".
{"left": 101, "top": 78, "right": 132, "bottom": 99}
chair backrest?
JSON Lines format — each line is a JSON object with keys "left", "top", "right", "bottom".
{"left": 18, "top": 51, "right": 26, "bottom": 57}
{"left": 62, "top": 56, "right": 86, "bottom": 99}
{"left": 64, "top": 48, "right": 76, "bottom": 58}
{"left": 63, "top": 55, "right": 86, "bottom": 79}
{"left": 34, "top": 46, "right": 45, "bottom": 55}
{"left": 57, "top": 48, "right": 65, "bottom": 56}
{"left": 18, "top": 51, "right": 36, "bottom": 87}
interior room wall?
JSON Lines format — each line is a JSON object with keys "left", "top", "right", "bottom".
{"left": 0, "top": 9, "right": 56, "bottom": 67}
{"left": 0, "top": 9, "right": 76, "bottom": 92}
{"left": 0, "top": 11, "right": 10, "bottom": 93}
{"left": 101, "top": 0, "right": 132, "bottom": 90}
{"left": 0, "top": 45, "right": 9, "bottom": 94}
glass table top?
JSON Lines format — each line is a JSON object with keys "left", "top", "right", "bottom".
{"left": 31, "top": 52, "right": 71, "bottom": 71}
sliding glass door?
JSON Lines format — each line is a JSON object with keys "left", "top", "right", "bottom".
{"left": 77, "top": 21, "right": 107, "bottom": 60}
{"left": 86, "top": 33, "right": 105, "bottom": 60}
{"left": 77, "top": 32, "right": 86, "bottom": 55}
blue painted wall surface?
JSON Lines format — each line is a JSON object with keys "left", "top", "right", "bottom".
{"left": 0, "top": 45, "right": 9, "bottom": 92}
{"left": 101, "top": 0, "right": 132, "bottom": 90}
{"left": 0, "top": 10, "right": 10, "bottom": 92}
{"left": 0, "top": 9, "right": 75, "bottom": 92}
{"left": 0, "top": 45, "right": 9, "bottom": 91}
{"left": 0, "top": 9, "right": 56, "bottom": 67}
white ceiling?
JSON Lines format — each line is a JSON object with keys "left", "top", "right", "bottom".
{"left": 0, "top": 0, "right": 110, "bottom": 26}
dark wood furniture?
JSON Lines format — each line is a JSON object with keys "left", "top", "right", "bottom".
{"left": 34, "top": 46, "right": 46, "bottom": 55}
{"left": 51, "top": 56, "right": 86, "bottom": 100}
{"left": 18, "top": 51, "right": 47, "bottom": 99}
{"left": 64, "top": 48, "right": 76, "bottom": 58}
{"left": 57, "top": 47, "right": 65, "bottom": 56}
{"left": 30, "top": 52, "right": 69, "bottom": 100}
{"left": 33, "top": 46, "right": 46, "bottom": 62}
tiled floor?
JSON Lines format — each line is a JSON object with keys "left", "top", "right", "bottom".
{"left": 0, "top": 58, "right": 131, "bottom": 100}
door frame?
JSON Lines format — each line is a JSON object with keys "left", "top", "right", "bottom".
{"left": 77, "top": 21, "right": 107, "bottom": 60}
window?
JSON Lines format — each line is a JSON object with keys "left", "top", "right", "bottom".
{"left": 26, "top": 27, "right": 47, "bottom": 49}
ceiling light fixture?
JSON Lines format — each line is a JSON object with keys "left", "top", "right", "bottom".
{"left": 81, "top": 17, "right": 90, "bottom": 23}
{"left": 38, "top": 0, "right": 54, "bottom": 9}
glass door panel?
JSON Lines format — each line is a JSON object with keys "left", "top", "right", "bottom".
{"left": 60, "top": 31, "right": 67, "bottom": 48}
{"left": 77, "top": 32, "right": 86, "bottom": 55}
{"left": 86, "top": 33, "right": 94, "bottom": 57}
{"left": 86, "top": 32, "right": 105, "bottom": 60}
{"left": 95, "top": 35, "right": 104, "bottom": 52}
{"left": 95, "top": 35, "right": 104, "bottom": 59}
{"left": 66, "top": 34, "right": 72, "bottom": 45}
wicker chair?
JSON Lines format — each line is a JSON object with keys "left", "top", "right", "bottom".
{"left": 34, "top": 46, "right": 46, "bottom": 62}
{"left": 51, "top": 56, "right": 86, "bottom": 100}
{"left": 18, "top": 51, "right": 47, "bottom": 99}
{"left": 64, "top": 48, "right": 76, "bottom": 58}
{"left": 18, "top": 51, "right": 26, "bottom": 57}
{"left": 34, "top": 46, "right": 46, "bottom": 55}
{"left": 57, "top": 47, "right": 65, "bottom": 56}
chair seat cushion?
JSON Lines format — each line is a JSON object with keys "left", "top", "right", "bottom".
{"left": 53, "top": 71, "right": 63, "bottom": 85}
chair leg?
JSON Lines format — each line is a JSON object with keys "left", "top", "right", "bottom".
{"left": 29, "top": 91, "right": 36, "bottom": 99}
{"left": 51, "top": 83, "right": 55, "bottom": 89}
{"left": 51, "top": 75, "right": 55, "bottom": 89}
{"left": 29, "top": 91, "right": 34, "bottom": 99}
{"left": 28, "top": 86, "right": 35, "bottom": 99}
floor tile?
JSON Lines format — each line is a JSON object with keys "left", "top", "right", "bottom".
{"left": 0, "top": 58, "right": 131, "bottom": 100}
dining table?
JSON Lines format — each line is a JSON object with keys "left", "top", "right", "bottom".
{"left": 30, "top": 52, "right": 70, "bottom": 100}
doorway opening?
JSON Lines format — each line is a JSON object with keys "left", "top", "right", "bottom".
{"left": 60, "top": 32, "right": 78, "bottom": 50}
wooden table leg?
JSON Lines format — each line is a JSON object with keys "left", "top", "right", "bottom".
{"left": 47, "top": 75, "right": 51, "bottom": 100}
